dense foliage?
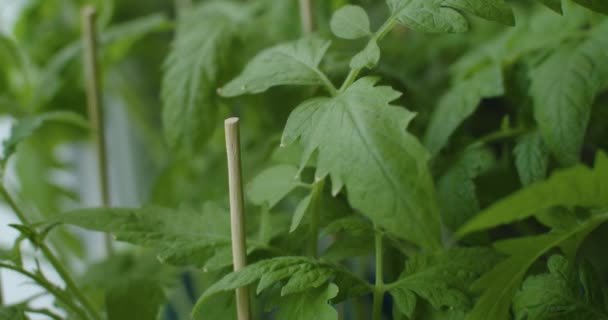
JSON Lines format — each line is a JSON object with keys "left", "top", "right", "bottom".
{"left": 1, "top": 0, "right": 608, "bottom": 319}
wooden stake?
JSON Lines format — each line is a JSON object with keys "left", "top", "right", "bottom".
{"left": 82, "top": 6, "right": 112, "bottom": 255}
{"left": 298, "top": 0, "right": 314, "bottom": 33}
{"left": 224, "top": 118, "right": 250, "bottom": 320}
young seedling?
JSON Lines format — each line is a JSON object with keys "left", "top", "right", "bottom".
{"left": 224, "top": 117, "right": 251, "bottom": 320}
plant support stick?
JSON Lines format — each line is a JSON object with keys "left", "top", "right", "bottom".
{"left": 224, "top": 118, "right": 251, "bottom": 320}
{"left": 81, "top": 6, "right": 113, "bottom": 254}
{"left": 299, "top": 0, "right": 314, "bottom": 33}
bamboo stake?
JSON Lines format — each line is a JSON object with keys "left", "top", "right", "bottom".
{"left": 81, "top": 6, "right": 112, "bottom": 255}
{"left": 298, "top": 0, "right": 314, "bottom": 33}
{"left": 224, "top": 118, "right": 251, "bottom": 320}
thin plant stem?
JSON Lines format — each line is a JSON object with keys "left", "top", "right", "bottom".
{"left": 24, "top": 308, "right": 63, "bottom": 320}
{"left": 0, "top": 263, "right": 89, "bottom": 319}
{"left": 298, "top": 0, "right": 314, "bottom": 33}
{"left": 81, "top": 5, "right": 113, "bottom": 255}
{"left": 339, "top": 17, "right": 398, "bottom": 92}
{"left": 0, "top": 185, "right": 101, "bottom": 320}
{"left": 372, "top": 229, "right": 384, "bottom": 320}
{"left": 258, "top": 205, "right": 270, "bottom": 244}
{"left": 469, "top": 127, "right": 528, "bottom": 148}
{"left": 41, "top": 246, "right": 101, "bottom": 320}
{"left": 296, "top": 0, "right": 338, "bottom": 96}
{"left": 308, "top": 179, "right": 325, "bottom": 258}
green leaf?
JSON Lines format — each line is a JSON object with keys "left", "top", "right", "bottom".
{"left": 321, "top": 235, "right": 375, "bottom": 261}
{"left": 0, "top": 306, "right": 27, "bottom": 320}
{"left": 349, "top": 39, "right": 380, "bottom": 70}
{"left": 289, "top": 179, "right": 329, "bottom": 233}
{"left": 514, "top": 131, "right": 549, "bottom": 186}
{"left": 424, "top": 64, "right": 504, "bottom": 156}
{"left": 392, "top": 287, "right": 417, "bottom": 319}
{"left": 100, "top": 13, "right": 171, "bottom": 63}
{"left": 387, "top": 0, "right": 514, "bottom": 34}
{"left": 80, "top": 253, "right": 175, "bottom": 289}
{"left": 387, "top": 0, "right": 467, "bottom": 33}
{"left": 191, "top": 292, "right": 236, "bottom": 320}
{"left": 467, "top": 213, "right": 608, "bottom": 320}
{"left": 57, "top": 203, "right": 237, "bottom": 267}
{"left": 196, "top": 256, "right": 369, "bottom": 310}
{"left": 0, "top": 34, "right": 20, "bottom": 67}
{"left": 106, "top": 278, "right": 165, "bottom": 320}
{"left": 537, "top": 0, "right": 563, "bottom": 13}
{"left": 282, "top": 77, "right": 442, "bottom": 250}
{"left": 531, "top": 21, "right": 608, "bottom": 165}
{"left": 443, "top": 0, "right": 515, "bottom": 25}
{"left": 2, "top": 111, "right": 88, "bottom": 163}
{"left": 198, "top": 257, "right": 309, "bottom": 299}
{"left": 275, "top": 284, "right": 339, "bottom": 320}
{"left": 573, "top": 0, "right": 608, "bottom": 13}
{"left": 291, "top": 194, "right": 312, "bottom": 232}
{"left": 437, "top": 147, "right": 495, "bottom": 230}
{"left": 321, "top": 216, "right": 375, "bottom": 260}
{"left": 330, "top": 5, "right": 371, "bottom": 40}
{"left": 247, "top": 164, "right": 300, "bottom": 209}
{"left": 458, "top": 151, "right": 608, "bottom": 237}
{"left": 388, "top": 248, "right": 501, "bottom": 316}
{"left": 219, "top": 36, "right": 332, "bottom": 97}
{"left": 162, "top": 2, "right": 250, "bottom": 154}
{"left": 0, "top": 34, "right": 25, "bottom": 87}
{"left": 280, "top": 265, "right": 335, "bottom": 296}
{"left": 323, "top": 216, "right": 374, "bottom": 235}
{"left": 32, "top": 13, "right": 170, "bottom": 111}
{"left": 513, "top": 255, "right": 608, "bottom": 320}
{"left": 0, "top": 249, "right": 11, "bottom": 261}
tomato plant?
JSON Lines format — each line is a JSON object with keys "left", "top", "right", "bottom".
{"left": 1, "top": 0, "right": 608, "bottom": 319}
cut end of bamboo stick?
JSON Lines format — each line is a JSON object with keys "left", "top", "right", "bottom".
{"left": 82, "top": 5, "right": 96, "bottom": 18}
{"left": 225, "top": 117, "right": 239, "bottom": 126}
{"left": 223, "top": 116, "right": 251, "bottom": 320}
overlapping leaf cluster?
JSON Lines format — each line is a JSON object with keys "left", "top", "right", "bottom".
{"left": 2, "top": 0, "right": 608, "bottom": 319}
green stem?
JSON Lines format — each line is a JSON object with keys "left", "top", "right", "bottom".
{"left": 318, "top": 71, "right": 338, "bottom": 96}
{"left": 41, "top": 246, "right": 100, "bottom": 320}
{"left": 372, "top": 229, "right": 384, "bottom": 320}
{"left": 24, "top": 308, "right": 63, "bottom": 320}
{"left": 296, "top": 182, "right": 313, "bottom": 189}
{"left": 339, "top": 17, "right": 398, "bottom": 92}
{"left": 308, "top": 179, "right": 325, "bottom": 257}
{"left": 469, "top": 127, "right": 527, "bottom": 148}
{"left": 0, "top": 185, "right": 101, "bottom": 320}
{"left": 258, "top": 205, "right": 270, "bottom": 243}
{"left": 0, "top": 263, "right": 88, "bottom": 319}
{"left": 295, "top": 0, "right": 337, "bottom": 96}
